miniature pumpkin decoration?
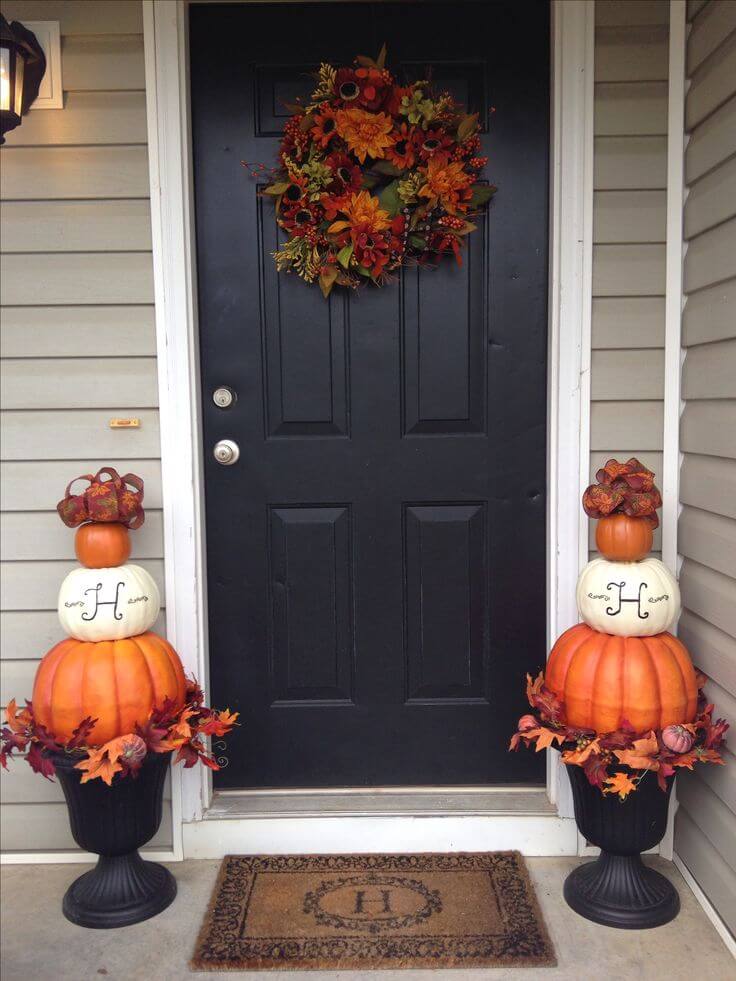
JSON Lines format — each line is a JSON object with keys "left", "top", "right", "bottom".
{"left": 75, "top": 522, "right": 131, "bottom": 569}
{"left": 545, "top": 623, "right": 697, "bottom": 732}
{"left": 57, "top": 563, "right": 160, "bottom": 642}
{"left": 595, "top": 513, "right": 653, "bottom": 562}
{"left": 661, "top": 724, "right": 695, "bottom": 754}
{"left": 32, "top": 631, "right": 187, "bottom": 746}
{"left": 576, "top": 556, "right": 680, "bottom": 637}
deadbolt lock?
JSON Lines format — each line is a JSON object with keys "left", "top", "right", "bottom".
{"left": 213, "top": 386, "right": 236, "bottom": 409}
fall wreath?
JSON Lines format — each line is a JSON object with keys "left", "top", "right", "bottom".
{"left": 246, "top": 46, "right": 495, "bottom": 297}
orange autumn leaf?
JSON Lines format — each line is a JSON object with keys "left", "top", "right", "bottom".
{"left": 5, "top": 699, "right": 31, "bottom": 734}
{"left": 528, "top": 727, "right": 566, "bottom": 752}
{"left": 561, "top": 739, "right": 600, "bottom": 765}
{"left": 76, "top": 746, "right": 123, "bottom": 786}
{"left": 604, "top": 771, "right": 638, "bottom": 800}
{"left": 614, "top": 731, "right": 660, "bottom": 770}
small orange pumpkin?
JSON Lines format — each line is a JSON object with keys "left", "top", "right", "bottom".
{"left": 546, "top": 623, "right": 697, "bottom": 732}
{"left": 74, "top": 522, "right": 131, "bottom": 568}
{"left": 595, "top": 513, "right": 653, "bottom": 562}
{"left": 32, "top": 632, "right": 187, "bottom": 746}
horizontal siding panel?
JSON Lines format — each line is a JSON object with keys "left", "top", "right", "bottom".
{"left": 1, "top": 510, "right": 164, "bottom": 561}
{"left": 592, "top": 297, "right": 665, "bottom": 348}
{"left": 684, "top": 217, "right": 736, "bottom": 293}
{"left": 681, "top": 400, "right": 736, "bottom": 458}
{"left": 0, "top": 1, "right": 144, "bottom": 35}
{"left": 0, "top": 146, "right": 150, "bottom": 200}
{"left": 10, "top": 92, "right": 147, "bottom": 147}
{"left": 1, "top": 763, "right": 171, "bottom": 805}
{"left": 0, "top": 306, "right": 156, "bottom": 357}
{"left": 593, "top": 244, "right": 666, "bottom": 296}
{"left": 594, "top": 136, "right": 667, "bottom": 189}
{"left": 679, "top": 559, "right": 736, "bottom": 638}
{"left": 685, "top": 95, "right": 736, "bottom": 182}
{"left": 688, "top": 0, "right": 710, "bottom": 21}
{"left": 594, "top": 82, "right": 668, "bottom": 136}
{"left": 597, "top": 0, "right": 670, "bottom": 26}
{"left": 705, "top": 676, "right": 736, "bottom": 727}
{"left": 680, "top": 453, "right": 736, "bottom": 519}
{"left": 591, "top": 401, "right": 664, "bottom": 450}
{"left": 0, "top": 253, "right": 154, "bottom": 306}
{"left": 0, "top": 559, "right": 164, "bottom": 612}
{"left": 591, "top": 349, "right": 664, "bottom": 399}
{"left": 682, "top": 338, "right": 736, "bottom": 399}
{"left": 677, "top": 772, "right": 736, "bottom": 870}
{"left": 0, "top": 801, "right": 172, "bottom": 853}
{"left": 678, "top": 609, "right": 736, "bottom": 699}
{"left": 0, "top": 459, "right": 163, "bottom": 511}
{"left": 1, "top": 608, "right": 167, "bottom": 661}
{"left": 675, "top": 807, "right": 736, "bottom": 935}
{"left": 1, "top": 358, "right": 159, "bottom": 410}
{"left": 0, "top": 409, "right": 161, "bottom": 460}
{"left": 688, "top": 0, "right": 736, "bottom": 73}
{"left": 682, "top": 277, "right": 736, "bottom": 345}
{"left": 593, "top": 190, "right": 666, "bottom": 243}
{"left": 684, "top": 155, "right": 736, "bottom": 238}
{"left": 686, "top": 30, "right": 736, "bottom": 130}
{"left": 0, "top": 200, "right": 152, "bottom": 253}
{"left": 595, "top": 26, "right": 669, "bottom": 82}
{"left": 678, "top": 506, "right": 736, "bottom": 578}
{"left": 61, "top": 34, "right": 145, "bottom": 91}
{"left": 694, "top": 747, "right": 736, "bottom": 813}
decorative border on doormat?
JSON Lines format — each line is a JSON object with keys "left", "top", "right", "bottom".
{"left": 190, "top": 852, "right": 556, "bottom": 971}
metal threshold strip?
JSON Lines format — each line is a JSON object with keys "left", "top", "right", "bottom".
{"left": 205, "top": 786, "right": 554, "bottom": 820}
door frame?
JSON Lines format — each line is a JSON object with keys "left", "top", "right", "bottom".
{"left": 142, "top": 0, "right": 595, "bottom": 854}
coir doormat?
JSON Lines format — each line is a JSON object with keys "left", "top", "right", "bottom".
{"left": 191, "top": 852, "right": 555, "bottom": 971}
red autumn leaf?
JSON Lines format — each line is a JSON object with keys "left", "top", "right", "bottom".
{"left": 703, "top": 717, "right": 729, "bottom": 749}
{"left": 65, "top": 716, "right": 98, "bottom": 752}
{"left": 197, "top": 708, "right": 239, "bottom": 737}
{"left": 33, "top": 722, "right": 61, "bottom": 753}
{"left": 135, "top": 717, "right": 173, "bottom": 753}
{"left": 198, "top": 753, "right": 220, "bottom": 771}
{"left": 26, "top": 743, "right": 56, "bottom": 781}
{"left": 583, "top": 754, "right": 609, "bottom": 790}
{"left": 656, "top": 760, "right": 675, "bottom": 791}
{"left": 174, "top": 742, "right": 201, "bottom": 768}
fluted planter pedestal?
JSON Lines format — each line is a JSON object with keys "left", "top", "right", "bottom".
{"left": 51, "top": 751, "right": 176, "bottom": 929}
{"left": 564, "top": 763, "right": 679, "bottom": 929}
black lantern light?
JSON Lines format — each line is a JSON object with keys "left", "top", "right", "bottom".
{"left": 0, "top": 14, "right": 46, "bottom": 145}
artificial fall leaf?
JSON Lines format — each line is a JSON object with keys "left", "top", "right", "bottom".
{"left": 169, "top": 707, "right": 198, "bottom": 743}
{"left": 5, "top": 699, "right": 31, "bottom": 734}
{"left": 614, "top": 732, "right": 660, "bottom": 771}
{"left": 562, "top": 739, "right": 601, "bottom": 765}
{"left": 65, "top": 716, "right": 97, "bottom": 752}
{"left": 604, "top": 771, "right": 638, "bottom": 800}
{"left": 1, "top": 726, "right": 29, "bottom": 756}
{"left": 135, "top": 717, "right": 172, "bottom": 753}
{"left": 76, "top": 746, "right": 123, "bottom": 786}
{"left": 695, "top": 747, "right": 725, "bottom": 765}
{"left": 583, "top": 754, "right": 610, "bottom": 790}
{"left": 527, "top": 727, "right": 566, "bottom": 752}
{"left": 694, "top": 669, "right": 708, "bottom": 690}
{"left": 670, "top": 750, "right": 699, "bottom": 770}
{"left": 26, "top": 743, "right": 56, "bottom": 781}
{"left": 74, "top": 734, "right": 144, "bottom": 786}
{"left": 198, "top": 708, "right": 239, "bottom": 738}
{"left": 656, "top": 760, "right": 676, "bottom": 791}
{"left": 703, "top": 717, "right": 730, "bottom": 749}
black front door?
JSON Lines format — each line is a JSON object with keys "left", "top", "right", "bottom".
{"left": 191, "top": 1, "right": 549, "bottom": 789}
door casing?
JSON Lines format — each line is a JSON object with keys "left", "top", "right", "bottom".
{"left": 142, "top": 0, "right": 595, "bottom": 851}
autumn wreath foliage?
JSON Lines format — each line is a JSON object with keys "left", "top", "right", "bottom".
{"left": 510, "top": 672, "right": 728, "bottom": 800}
{"left": 249, "top": 46, "right": 495, "bottom": 296}
{"left": 1, "top": 678, "right": 238, "bottom": 786}
{"left": 582, "top": 457, "right": 662, "bottom": 528}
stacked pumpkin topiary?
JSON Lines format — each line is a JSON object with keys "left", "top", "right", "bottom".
{"left": 33, "top": 469, "right": 187, "bottom": 745}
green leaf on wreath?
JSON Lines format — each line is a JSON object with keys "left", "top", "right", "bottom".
{"left": 357, "top": 264, "right": 373, "bottom": 277}
{"left": 319, "top": 266, "right": 338, "bottom": 299}
{"left": 378, "top": 179, "right": 402, "bottom": 217}
{"left": 361, "top": 174, "right": 381, "bottom": 190}
{"left": 376, "top": 43, "right": 387, "bottom": 70}
{"left": 372, "top": 160, "right": 404, "bottom": 177}
{"left": 469, "top": 184, "right": 497, "bottom": 207}
{"left": 457, "top": 113, "right": 479, "bottom": 143}
{"left": 355, "top": 54, "right": 377, "bottom": 69}
{"left": 264, "top": 182, "right": 290, "bottom": 196}
{"left": 409, "top": 235, "right": 427, "bottom": 249}
{"left": 337, "top": 244, "right": 354, "bottom": 270}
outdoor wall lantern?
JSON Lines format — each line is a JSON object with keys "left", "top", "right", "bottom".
{"left": 0, "top": 14, "right": 46, "bottom": 145}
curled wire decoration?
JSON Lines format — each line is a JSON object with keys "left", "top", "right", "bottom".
{"left": 213, "top": 740, "right": 230, "bottom": 768}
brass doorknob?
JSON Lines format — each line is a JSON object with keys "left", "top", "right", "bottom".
{"left": 213, "top": 439, "right": 240, "bottom": 465}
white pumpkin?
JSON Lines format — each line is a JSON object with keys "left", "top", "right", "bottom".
{"left": 58, "top": 563, "right": 160, "bottom": 642}
{"left": 576, "top": 556, "right": 680, "bottom": 637}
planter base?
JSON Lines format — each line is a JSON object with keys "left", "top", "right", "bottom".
{"left": 564, "top": 852, "right": 679, "bottom": 929}
{"left": 62, "top": 852, "right": 177, "bottom": 929}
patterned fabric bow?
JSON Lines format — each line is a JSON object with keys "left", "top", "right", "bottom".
{"left": 582, "top": 457, "right": 662, "bottom": 528}
{"left": 57, "top": 468, "right": 145, "bottom": 529}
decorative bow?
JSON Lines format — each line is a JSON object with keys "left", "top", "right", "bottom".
{"left": 582, "top": 457, "right": 662, "bottom": 528}
{"left": 57, "top": 468, "right": 145, "bottom": 529}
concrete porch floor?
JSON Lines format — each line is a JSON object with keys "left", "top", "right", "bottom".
{"left": 1, "top": 857, "right": 734, "bottom": 980}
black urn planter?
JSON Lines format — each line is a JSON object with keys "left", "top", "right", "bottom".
{"left": 51, "top": 751, "right": 177, "bottom": 929}
{"left": 564, "top": 763, "right": 679, "bottom": 929}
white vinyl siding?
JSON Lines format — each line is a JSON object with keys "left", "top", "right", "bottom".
{"left": 674, "top": 0, "right": 736, "bottom": 937}
{"left": 590, "top": 0, "right": 668, "bottom": 551}
{"left": 0, "top": 0, "right": 171, "bottom": 854}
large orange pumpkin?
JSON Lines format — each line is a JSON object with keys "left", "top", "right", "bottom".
{"left": 32, "top": 632, "right": 187, "bottom": 746}
{"left": 595, "top": 514, "right": 653, "bottom": 562}
{"left": 74, "top": 521, "right": 131, "bottom": 568}
{"left": 546, "top": 623, "right": 697, "bottom": 732}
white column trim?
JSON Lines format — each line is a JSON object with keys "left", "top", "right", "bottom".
{"left": 141, "top": 0, "right": 594, "bottom": 849}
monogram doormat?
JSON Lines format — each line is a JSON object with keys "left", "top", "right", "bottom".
{"left": 191, "top": 853, "right": 555, "bottom": 971}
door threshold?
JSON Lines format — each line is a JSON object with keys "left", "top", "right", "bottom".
{"left": 205, "top": 786, "right": 554, "bottom": 820}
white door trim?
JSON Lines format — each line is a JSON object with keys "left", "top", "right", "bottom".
{"left": 142, "top": 0, "right": 594, "bottom": 855}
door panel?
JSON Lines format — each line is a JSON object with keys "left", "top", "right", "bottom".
{"left": 190, "top": 0, "right": 549, "bottom": 788}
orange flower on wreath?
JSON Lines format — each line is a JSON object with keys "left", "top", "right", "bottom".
{"left": 335, "top": 107, "right": 394, "bottom": 163}
{"left": 310, "top": 105, "right": 338, "bottom": 149}
{"left": 386, "top": 122, "right": 416, "bottom": 169}
{"left": 327, "top": 190, "right": 391, "bottom": 236}
{"left": 418, "top": 154, "right": 473, "bottom": 214}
